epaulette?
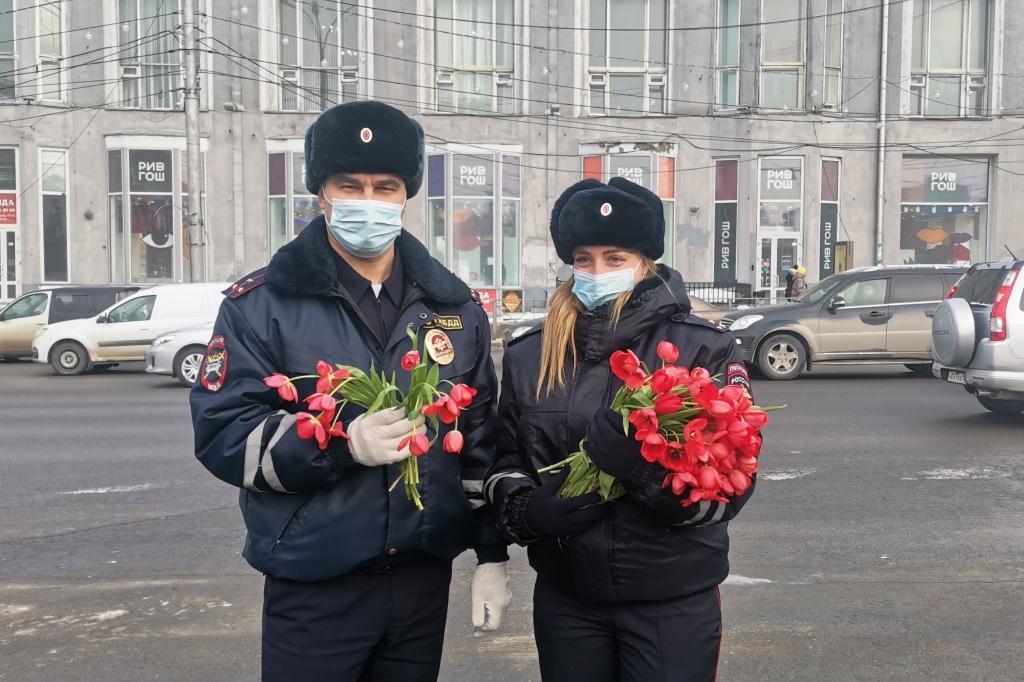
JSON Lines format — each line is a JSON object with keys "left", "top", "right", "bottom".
{"left": 505, "top": 323, "right": 544, "bottom": 347}
{"left": 470, "top": 289, "right": 483, "bottom": 307}
{"left": 671, "top": 312, "right": 726, "bottom": 332}
{"left": 224, "top": 269, "right": 268, "bottom": 299}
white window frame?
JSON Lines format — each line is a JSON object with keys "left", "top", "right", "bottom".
{"left": 909, "top": 0, "right": 990, "bottom": 118}
{"left": 716, "top": 0, "right": 740, "bottom": 110}
{"left": 758, "top": 0, "right": 807, "bottom": 112}
{"left": 38, "top": 147, "right": 70, "bottom": 283}
{"left": 757, "top": 155, "right": 805, "bottom": 232}
{"left": 0, "top": 0, "right": 17, "bottom": 102}
{"left": 36, "top": 0, "right": 66, "bottom": 103}
{"left": 265, "top": 139, "right": 317, "bottom": 254}
{"left": 433, "top": 0, "right": 515, "bottom": 114}
{"left": 822, "top": 0, "right": 843, "bottom": 109}
{"left": 585, "top": 0, "right": 668, "bottom": 117}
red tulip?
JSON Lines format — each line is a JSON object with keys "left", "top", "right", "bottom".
{"left": 264, "top": 373, "right": 298, "bottom": 403}
{"left": 728, "top": 470, "right": 751, "bottom": 494}
{"left": 422, "top": 395, "right": 461, "bottom": 425}
{"left": 640, "top": 432, "right": 668, "bottom": 463}
{"left": 610, "top": 350, "right": 646, "bottom": 389}
{"left": 449, "top": 384, "right": 477, "bottom": 409}
{"left": 698, "top": 467, "right": 720, "bottom": 490}
{"left": 305, "top": 392, "right": 337, "bottom": 413}
{"left": 657, "top": 341, "right": 679, "bottom": 364}
{"left": 399, "top": 433, "right": 431, "bottom": 457}
{"left": 328, "top": 419, "right": 348, "bottom": 440}
{"left": 443, "top": 430, "right": 464, "bottom": 454}
{"left": 629, "top": 408, "right": 659, "bottom": 438}
{"left": 653, "top": 392, "right": 683, "bottom": 415}
{"left": 296, "top": 411, "right": 328, "bottom": 450}
{"left": 401, "top": 351, "right": 420, "bottom": 372}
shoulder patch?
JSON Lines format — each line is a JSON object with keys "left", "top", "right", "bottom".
{"left": 727, "top": 362, "right": 751, "bottom": 391}
{"left": 199, "top": 334, "right": 229, "bottom": 391}
{"left": 224, "top": 269, "right": 268, "bottom": 299}
{"left": 505, "top": 323, "right": 543, "bottom": 348}
{"left": 672, "top": 312, "right": 726, "bottom": 331}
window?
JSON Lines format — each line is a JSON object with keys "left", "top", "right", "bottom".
{"left": 268, "top": 150, "right": 318, "bottom": 254}
{"left": 277, "top": 0, "right": 360, "bottom": 112}
{"left": 718, "top": 0, "right": 740, "bottom": 108}
{"left": 838, "top": 278, "right": 888, "bottom": 306}
{"left": 952, "top": 266, "right": 1006, "bottom": 304}
{"left": 40, "top": 149, "right": 69, "bottom": 282}
{"left": 758, "top": 157, "right": 803, "bottom": 230}
{"left": 38, "top": 1, "right": 64, "bottom": 102}
{"left": 900, "top": 156, "right": 988, "bottom": 265}
{"left": 0, "top": 0, "right": 14, "bottom": 99}
{"left": 910, "top": 0, "right": 989, "bottom": 117}
{"left": 426, "top": 151, "right": 520, "bottom": 288}
{"left": 0, "top": 147, "right": 17, "bottom": 301}
{"left": 107, "top": 295, "right": 156, "bottom": 323}
{"left": 108, "top": 147, "right": 206, "bottom": 283}
{"left": 119, "top": 0, "right": 185, "bottom": 110}
{"left": 892, "top": 274, "right": 945, "bottom": 303}
{"left": 582, "top": 151, "right": 676, "bottom": 266}
{"left": 435, "top": 0, "right": 514, "bottom": 114}
{"left": 0, "top": 293, "right": 48, "bottom": 321}
{"left": 823, "top": 0, "right": 842, "bottom": 108}
{"left": 760, "top": 0, "right": 805, "bottom": 111}
{"left": 588, "top": 0, "right": 667, "bottom": 116}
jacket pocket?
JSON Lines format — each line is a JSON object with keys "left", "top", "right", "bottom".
{"left": 269, "top": 496, "right": 314, "bottom": 551}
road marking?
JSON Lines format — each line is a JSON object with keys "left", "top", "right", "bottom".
{"left": 762, "top": 469, "right": 815, "bottom": 481}
{"left": 724, "top": 574, "right": 773, "bottom": 585}
{"left": 57, "top": 484, "right": 156, "bottom": 495}
{"left": 915, "top": 468, "right": 1011, "bottom": 481}
{"left": 0, "top": 604, "right": 33, "bottom": 616}
{"left": 87, "top": 610, "right": 127, "bottom": 622}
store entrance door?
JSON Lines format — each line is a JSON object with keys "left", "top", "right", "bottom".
{"left": 758, "top": 235, "right": 801, "bottom": 304}
{"left": 0, "top": 229, "right": 17, "bottom": 302}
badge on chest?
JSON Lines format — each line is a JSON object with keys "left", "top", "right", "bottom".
{"left": 424, "top": 328, "right": 455, "bottom": 365}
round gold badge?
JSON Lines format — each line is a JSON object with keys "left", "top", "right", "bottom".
{"left": 424, "top": 329, "right": 455, "bottom": 365}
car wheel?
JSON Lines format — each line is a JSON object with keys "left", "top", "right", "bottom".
{"left": 756, "top": 333, "right": 806, "bottom": 381}
{"left": 977, "top": 396, "right": 1024, "bottom": 414}
{"left": 50, "top": 341, "right": 91, "bottom": 376}
{"left": 905, "top": 363, "right": 933, "bottom": 376}
{"left": 175, "top": 345, "right": 206, "bottom": 387}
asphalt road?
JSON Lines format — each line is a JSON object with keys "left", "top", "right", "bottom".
{"left": 1, "top": 360, "right": 1022, "bottom": 681}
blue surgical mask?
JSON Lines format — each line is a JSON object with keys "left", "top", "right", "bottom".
{"left": 572, "top": 266, "right": 639, "bottom": 310}
{"left": 327, "top": 199, "right": 404, "bottom": 259}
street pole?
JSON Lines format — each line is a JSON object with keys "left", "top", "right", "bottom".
{"left": 183, "top": 0, "right": 206, "bottom": 282}
{"left": 874, "top": 0, "right": 890, "bottom": 266}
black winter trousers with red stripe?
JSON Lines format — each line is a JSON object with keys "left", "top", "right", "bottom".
{"left": 532, "top": 575, "right": 722, "bottom": 682}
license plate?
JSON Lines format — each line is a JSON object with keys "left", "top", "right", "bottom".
{"left": 946, "top": 370, "right": 967, "bottom": 385}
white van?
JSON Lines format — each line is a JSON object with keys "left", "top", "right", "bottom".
{"left": 32, "top": 282, "right": 228, "bottom": 375}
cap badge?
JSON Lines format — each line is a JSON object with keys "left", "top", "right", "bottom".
{"left": 600, "top": 202, "right": 613, "bottom": 217}
{"left": 360, "top": 127, "right": 373, "bottom": 143}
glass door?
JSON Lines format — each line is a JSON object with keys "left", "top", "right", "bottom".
{"left": 758, "top": 235, "right": 801, "bottom": 304}
{"left": 1, "top": 230, "right": 17, "bottom": 302}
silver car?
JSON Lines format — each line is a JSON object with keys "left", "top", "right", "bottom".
{"left": 145, "top": 322, "right": 214, "bottom": 387}
{"left": 931, "top": 261, "right": 1024, "bottom": 414}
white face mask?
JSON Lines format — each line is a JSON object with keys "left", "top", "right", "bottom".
{"left": 572, "top": 265, "right": 639, "bottom": 310}
{"left": 327, "top": 199, "right": 405, "bottom": 259}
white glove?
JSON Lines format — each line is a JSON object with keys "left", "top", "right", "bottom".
{"left": 471, "top": 562, "right": 512, "bottom": 632}
{"left": 347, "top": 407, "right": 426, "bottom": 467}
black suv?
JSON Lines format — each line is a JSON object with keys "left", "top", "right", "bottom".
{"left": 721, "top": 265, "right": 966, "bottom": 380}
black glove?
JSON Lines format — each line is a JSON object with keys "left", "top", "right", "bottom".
{"left": 524, "top": 468, "right": 606, "bottom": 537}
{"left": 586, "top": 408, "right": 643, "bottom": 480}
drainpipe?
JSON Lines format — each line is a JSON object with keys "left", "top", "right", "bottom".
{"left": 874, "top": 0, "right": 890, "bottom": 266}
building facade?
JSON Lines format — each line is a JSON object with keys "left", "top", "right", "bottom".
{"left": 2, "top": 0, "right": 1023, "bottom": 310}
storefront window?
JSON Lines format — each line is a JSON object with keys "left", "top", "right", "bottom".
{"left": 108, "top": 148, "right": 206, "bottom": 283}
{"left": 40, "top": 149, "right": 68, "bottom": 282}
{"left": 581, "top": 151, "right": 676, "bottom": 266}
{"left": 267, "top": 150, "right": 318, "bottom": 255}
{"left": 758, "top": 157, "right": 803, "bottom": 230}
{"left": 900, "top": 156, "right": 988, "bottom": 265}
{"left": 425, "top": 150, "right": 520, "bottom": 290}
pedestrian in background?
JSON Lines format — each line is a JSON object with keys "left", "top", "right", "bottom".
{"left": 485, "top": 177, "right": 756, "bottom": 681}
{"left": 190, "top": 101, "right": 510, "bottom": 681}
{"left": 784, "top": 266, "right": 797, "bottom": 299}
{"left": 791, "top": 266, "right": 809, "bottom": 298}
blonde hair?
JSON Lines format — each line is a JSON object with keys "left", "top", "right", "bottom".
{"left": 536, "top": 256, "right": 659, "bottom": 398}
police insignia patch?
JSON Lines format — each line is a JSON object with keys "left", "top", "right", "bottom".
{"left": 424, "top": 329, "right": 455, "bottom": 365}
{"left": 200, "top": 335, "right": 228, "bottom": 392}
{"left": 727, "top": 362, "right": 750, "bottom": 391}
{"left": 424, "top": 315, "right": 463, "bottom": 331}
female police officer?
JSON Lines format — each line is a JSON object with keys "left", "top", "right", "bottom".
{"left": 190, "top": 101, "right": 510, "bottom": 680}
{"left": 485, "top": 177, "right": 756, "bottom": 681}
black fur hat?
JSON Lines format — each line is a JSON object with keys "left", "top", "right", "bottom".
{"left": 549, "top": 177, "right": 665, "bottom": 264}
{"left": 304, "top": 101, "right": 425, "bottom": 197}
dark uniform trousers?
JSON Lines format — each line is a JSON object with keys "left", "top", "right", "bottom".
{"left": 262, "top": 556, "right": 452, "bottom": 681}
{"left": 532, "top": 575, "right": 722, "bottom": 682}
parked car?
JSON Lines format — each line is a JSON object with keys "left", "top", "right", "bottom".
{"left": 145, "top": 322, "right": 214, "bottom": 387}
{"left": 0, "top": 286, "right": 139, "bottom": 360}
{"left": 720, "top": 265, "right": 967, "bottom": 380}
{"left": 931, "top": 261, "right": 1024, "bottom": 414}
{"left": 32, "top": 283, "right": 228, "bottom": 376}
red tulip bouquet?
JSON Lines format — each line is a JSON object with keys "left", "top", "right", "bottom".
{"left": 263, "top": 326, "right": 476, "bottom": 510}
{"left": 539, "top": 341, "right": 776, "bottom": 508}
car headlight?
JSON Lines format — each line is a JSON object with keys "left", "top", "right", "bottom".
{"left": 729, "top": 315, "right": 764, "bottom": 332}
{"left": 153, "top": 334, "right": 176, "bottom": 347}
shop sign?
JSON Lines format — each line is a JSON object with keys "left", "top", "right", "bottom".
{"left": 0, "top": 193, "right": 16, "bottom": 224}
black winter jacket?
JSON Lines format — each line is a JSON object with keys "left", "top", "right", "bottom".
{"left": 485, "top": 267, "right": 756, "bottom": 604}
{"left": 190, "top": 217, "right": 503, "bottom": 582}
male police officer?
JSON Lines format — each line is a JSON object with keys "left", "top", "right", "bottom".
{"left": 190, "top": 101, "right": 511, "bottom": 680}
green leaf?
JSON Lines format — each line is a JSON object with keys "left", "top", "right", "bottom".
{"left": 427, "top": 362, "right": 440, "bottom": 388}
{"left": 406, "top": 323, "right": 419, "bottom": 352}
{"left": 598, "top": 471, "right": 617, "bottom": 500}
